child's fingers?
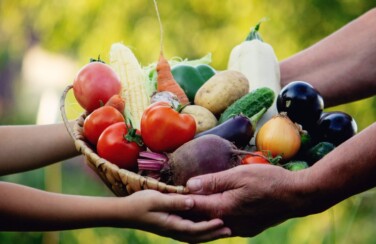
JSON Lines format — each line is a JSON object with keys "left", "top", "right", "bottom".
{"left": 152, "top": 194, "right": 195, "bottom": 212}
{"left": 187, "top": 225, "right": 232, "bottom": 243}
{"left": 162, "top": 216, "right": 231, "bottom": 243}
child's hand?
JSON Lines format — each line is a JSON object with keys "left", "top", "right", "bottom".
{"left": 119, "top": 190, "right": 231, "bottom": 243}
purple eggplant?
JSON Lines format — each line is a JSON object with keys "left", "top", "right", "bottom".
{"left": 194, "top": 108, "right": 266, "bottom": 148}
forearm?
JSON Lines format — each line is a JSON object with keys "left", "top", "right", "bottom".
{"left": 295, "top": 122, "right": 376, "bottom": 216}
{"left": 0, "top": 122, "right": 79, "bottom": 176}
{"left": 0, "top": 182, "right": 123, "bottom": 231}
{"left": 280, "top": 8, "right": 376, "bottom": 107}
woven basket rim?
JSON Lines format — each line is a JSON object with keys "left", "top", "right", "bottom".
{"left": 60, "top": 85, "right": 188, "bottom": 196}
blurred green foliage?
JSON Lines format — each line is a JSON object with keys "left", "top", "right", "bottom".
{"left": 0, "top": 0, "right": 375, "bottom": 243}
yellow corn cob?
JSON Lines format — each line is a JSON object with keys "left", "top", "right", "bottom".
{"left": 110, "top": 43, "right": 150, "bottom": 129}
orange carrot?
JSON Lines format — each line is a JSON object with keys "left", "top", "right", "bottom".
{"left": 156, "top": 53, "right": 189, "bottom": 104}
{"left": 153, "top": 0, "right": 189, "bottom": 105}
{"left": 105, "top": 94, "right": 125, "bottom": 114}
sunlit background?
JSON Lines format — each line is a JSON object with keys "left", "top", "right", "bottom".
{"left": 1, "top": 0, "right": 376, "bottom": 243}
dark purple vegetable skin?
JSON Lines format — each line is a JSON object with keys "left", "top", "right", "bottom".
{"left": 317, "top": 111, "right": 357, "bottom": 146}
{"left": 277, "top": 81, "right": 324, "bottom": 132}
{"left": 165, "top": 135, "right": 242, "bottom": 185}
{"left": 194, "top": 115, "right": 254, "bottom": 148}
{"left": 137, "top": 135, "right": 254, "bottom": 185}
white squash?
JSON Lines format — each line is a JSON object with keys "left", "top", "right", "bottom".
{"left": 228, "top": 22, "right": 281, "bottom": 132}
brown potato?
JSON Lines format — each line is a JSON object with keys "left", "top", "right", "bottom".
{"left": 182, "top": 105, "right": 217, "bottom": 134}
{"left": 194, "top": 70, "right": 249, "bottom": 115}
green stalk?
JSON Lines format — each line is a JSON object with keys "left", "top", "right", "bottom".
{"left": 245, "top": 18, "right": 269, "bottom": 42}
{"left": 249, "top": 107, "right": 267, "bottom": 129}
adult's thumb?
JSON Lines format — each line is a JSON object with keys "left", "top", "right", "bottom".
{"left": 186, "top": 168, "right": 236, "bottom": 195}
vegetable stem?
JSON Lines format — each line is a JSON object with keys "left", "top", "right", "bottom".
{"left": 137, "top": 151, "right": 168, "bottom": 172}
{"left": 249, "top": 107, "right": 267, "bottom": 128}
{"left": 139, "top": 151, "right": 168, "bottom": 162}
{"left": 245, "top": 18, "right": 268, "bottom": 42}
{"left": 137, "top": 159, "right": 165, "bottom": 171}
{"left": 124, "top": 121, "right": 144, "bottom": 147}
{"left": 153, "top": 0, "right": 164, "bottom": 55}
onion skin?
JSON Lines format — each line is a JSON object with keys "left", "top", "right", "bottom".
{"left": 256, "top": 114, "right": 301, "bottom": 160}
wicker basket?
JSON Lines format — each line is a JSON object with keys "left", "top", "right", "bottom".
{"left": 60, "top": 85, "right": 187, "bottom": 196}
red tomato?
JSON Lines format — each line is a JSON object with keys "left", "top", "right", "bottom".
{"left": 73, "top": 61, "right": 122, "bottom": 112}
{"left": 241, "top": 151, "right": 270, "bottom": 165}
{"left": 83, "top": 106, "right": 125, "bottom": 145}
{"left": 97, "top": 122, "right": 144, "bottom": 171}
{"left": 141, "top": 102, "right": 196, "bottom": 153}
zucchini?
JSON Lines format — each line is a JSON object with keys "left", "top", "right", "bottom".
{"left": 218, "top": 87, "right": 275, "bottom": 124}
{"left": 227, "top": 21, "right": 281, "bottom": 130}
{"left": 306, "top": 142, "right": 335, "bottom": 165}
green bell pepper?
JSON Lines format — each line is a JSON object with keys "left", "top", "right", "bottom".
{"left": 172, "top": 64, "right": 216, "bottom": 103}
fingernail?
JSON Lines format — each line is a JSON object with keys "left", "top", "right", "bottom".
{"left": 186, "top": 178, "right": 202, "bottom": 192}
{"left": 184, "top": 198, "right": 194, "bottom": 209}
{"left": 221, "top": 228, "right": 232, "bottom": 237}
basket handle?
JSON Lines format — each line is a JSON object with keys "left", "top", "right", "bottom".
{"left": 59, "top": 85, "right": 77, "bottom": 141}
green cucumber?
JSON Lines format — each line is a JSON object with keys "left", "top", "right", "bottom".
{"left": 218, "top": 87, "right": 275, "bottom": 124}
{"left": 306, "top": 142, "right": 335, "bottom": 165}
{"left": 300, "top": 132, "right": 312, "bottom": 152}
{"left": 283, "top": 161, "right": 309, "bottom": 171}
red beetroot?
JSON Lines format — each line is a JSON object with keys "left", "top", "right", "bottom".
{"left": 138, "top": 134, "right": 252, "bottom": 185}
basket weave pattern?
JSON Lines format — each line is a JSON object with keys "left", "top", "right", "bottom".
{"left": 60, "top": 85, "right": 187, "bottom": 196}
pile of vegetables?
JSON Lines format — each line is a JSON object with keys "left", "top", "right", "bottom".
{"left": 68, "top": 3, "right": 357, "bottom": 187}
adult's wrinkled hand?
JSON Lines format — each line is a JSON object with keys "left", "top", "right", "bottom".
{"left": 186, "top": 164, "right": 307, "bottom": 237}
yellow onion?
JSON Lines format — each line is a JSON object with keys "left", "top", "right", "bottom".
{"left": 256, "top": 113, "right": 301, "bottom": 160}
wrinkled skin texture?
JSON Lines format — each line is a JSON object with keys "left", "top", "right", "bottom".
{"left": 187, "top": 122, "right": 376, "bottom": 238}
{"left": 186, "top": 165, "right": 306, "bottom": 237}
{"left": 184, "top": 8, "right": 376, "bottom": 239}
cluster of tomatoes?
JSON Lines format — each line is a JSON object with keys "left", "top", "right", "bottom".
{"left": 72, "top": 60, "right": 197, "bottom": 172}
